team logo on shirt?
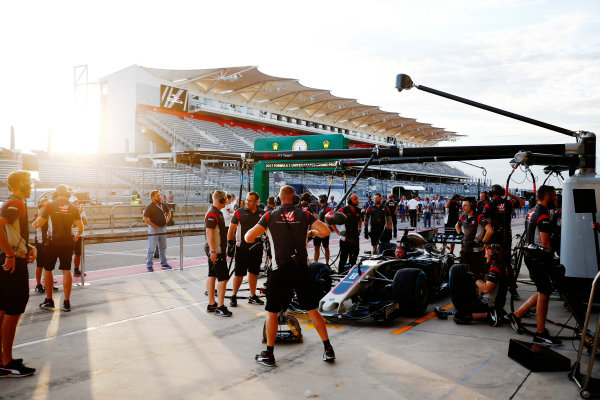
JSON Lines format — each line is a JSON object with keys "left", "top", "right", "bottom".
{"left": 497, "top": 203, "right": 505, "bottom": 212}
{"left": 59, "top": 205, "right": 70, "bottom": 213}
{"left": 282, "top": 212, "right": 295, "bottom": 222}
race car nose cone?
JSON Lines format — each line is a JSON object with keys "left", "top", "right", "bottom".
{"left": 326, "top": 211, "right": 347, "bottom": 225}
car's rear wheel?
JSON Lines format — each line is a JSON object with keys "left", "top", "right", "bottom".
{"left": 392, "top": 268, "right": 428, "bottom": 316}
{"left": 448, "top": 264, "right": 478, "bottom": 309}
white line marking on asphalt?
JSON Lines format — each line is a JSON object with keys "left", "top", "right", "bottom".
{"left": 15, "top": 301, "right": 207, "bottom": 349}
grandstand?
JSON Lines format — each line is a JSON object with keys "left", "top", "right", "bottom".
{"left": 2, "top": 65, "right": 488, "bottom": 205}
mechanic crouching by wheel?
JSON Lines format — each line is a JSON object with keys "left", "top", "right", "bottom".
{"left": 332, "top": 193, "right": 362, "bottom": 273}
{"left": 245, "top": 185, "right": 335, "bottom": 367}
{"left": 455, "top": 197, "right": 494, "bottom": 278}
{"left": 506, "top": 185, "right": 562, "bottom": 346}
{"left": 364, "top": 193, "right": 392, "bottom": 254}
{"left": 449, "top": 244, "right": 508, "bottom": 326}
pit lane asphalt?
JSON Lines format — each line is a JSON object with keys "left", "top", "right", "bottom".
{"left": 8, "top": 215, "right": 595, "bottom": 399}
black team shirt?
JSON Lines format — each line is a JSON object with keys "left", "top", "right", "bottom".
{"left": 231, "top": 207, "right": 264, "bottom": 250}
{"left": 258, "top": 203, "right": 316, "bottom": 270}
{"left": 483, "top": 197, "right": 518, "bottom": 242}
{"left": 1, "top": 195, "right": 29, "bottom": 255}
{"left": 366, "top": 203, "right": 389, "bottom": 232}
{"left": 340, "top": 204, "right": 362, "bottom": 244}
{"left": 41, "top": 199, "right": 80, "bottom": 246}
{"left": 205, "top": 206, "right": 227, "bottom": 254}
{"left": 525, "top": 203, "right": 554, "bottom": 248}
{"left": 458, "top": 213, "right": 487, "bottom": 253}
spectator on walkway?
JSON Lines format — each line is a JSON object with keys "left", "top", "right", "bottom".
{"left": 407, "top": 196, "right": 419, "bottom": 228}
{"left": 142, "top": 190, "right": 172, "bottom": 272}
{"left": 423, "top": 197, "right": 433, "bottom": 228}
{"left": 329, "top": 196, "right": 337, "bottom": 208}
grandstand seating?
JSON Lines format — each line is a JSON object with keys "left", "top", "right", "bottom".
{"left": 185, "top": 119, "right": 252, "bottom": 152}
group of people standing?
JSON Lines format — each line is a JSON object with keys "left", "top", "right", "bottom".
{"left": 0, "top": 172, "right": 86, "bottom": 377}
{"left": 198, "top": 186, "right": 335, "bottom": 367}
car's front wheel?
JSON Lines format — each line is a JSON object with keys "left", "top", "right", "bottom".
{"left": 392, "top": 268, "right": 428, "bottom": 316}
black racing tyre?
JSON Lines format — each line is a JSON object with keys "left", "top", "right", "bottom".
{"left": 392, "top": 268, "right": 428, "bottom": 316}
{"left": 309, "top": 262, "right": 332, "bottom": 298}
{"left": 449, "top": 264, "right": 478, "bottom": 309}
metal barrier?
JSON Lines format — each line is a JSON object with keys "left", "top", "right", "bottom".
{"left": 109, "top": 205, "right": 135, "bottom": 232}
{"left": 79, "top": 227, "right": 205, "bottom": 285}
{"left": 178, "top": 204, "right": 199, "bottom": 227}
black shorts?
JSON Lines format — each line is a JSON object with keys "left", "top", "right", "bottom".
{"left": 208, "top": 254, "right": 229, "bottom": 281}
{"left": 265, "top": 263, "right": 321, "bottom": 313}
{"left": 44, "top": 243, "right": 74, "bottom": 271}
{"left": 313, "top": 236, "right": 330, "bottom": 248}
{"left": 35, "top": 243, "right": 45, "bottom": 269}
{"left": 370, "top": 230, "right": 383, "bottom": 247}
{"left": 525, "top": 256, "right": 553, "bottom": 295}
{"left": 0, "top": 256, "right": 29, "bottom": 315}
{"left": 73, "top": 236, "right": 83, "bottom": 256}
{"left": 234, "top": 246, "right": 262, "bottom": 276}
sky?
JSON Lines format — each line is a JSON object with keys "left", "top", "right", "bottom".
{"left": 1, "top": 0, "right": 598, "bottom": 189}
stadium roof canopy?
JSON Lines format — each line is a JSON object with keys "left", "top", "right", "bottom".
{"left": 142, "top": 66, "right": 462, "bottom": 145}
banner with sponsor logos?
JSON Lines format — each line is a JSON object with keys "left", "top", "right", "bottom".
{"left": 160, "top": 85, "right": 188, "bottom": 112}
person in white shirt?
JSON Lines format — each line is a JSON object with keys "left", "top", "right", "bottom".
{"left": 407, "top": 196, "right": 419, "bottom": 228}
{"left": 222, "top": 194, "right": 236, "bottom": 229}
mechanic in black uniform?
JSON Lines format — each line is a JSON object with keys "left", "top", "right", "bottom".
{"left": 332, "top": 193, "right": 362, "bottom": 272}
{"left": 245, "top": 185, "right": 334, "bottom": 367}
{"left": 453, "top": 244, "right": 508, "bottom": 327}
{"left": 0, "top": 171, "right": 37, "bottom": 377}
{"left": 364, "top": 193, "right": 392, "bottom": 254}
{"left": 265, "top": 196, "right": 275, "bottom": 212}
{"left": 387, "top": 194, "right": 398, "bottom": 238}
{"left": 313, "top": 195, "right": 333, "bottom": 265}
{"left": 227, "top": 191, "right": 265, "bottom": 307}
{"left": 35, "top": 184, "right": 83, "bottom": 312}
{"left": 205, "top": 190, "right": 232, "bottom": 317}
{"left": 506, "top": 185, "right": 561, "bottom": 345}
{"left": 482, "top": 184, "right": 525, "bottom": 297}
{"left": 476, "top": 191, "right": 489, "bottom": 214}
{"left": 444, "top": 194, "right": 462, "bottom": 255}
{"left": 455, "top": 197, "right": 494, "bottom": 278}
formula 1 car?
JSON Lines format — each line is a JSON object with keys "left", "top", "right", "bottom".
{"left": 318, "top": 228, "right": 455, "bottom": 322}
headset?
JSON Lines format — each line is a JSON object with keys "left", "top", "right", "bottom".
{"left": 486, "top": 243, "right": 503, "bottom": 260}
{"left": 214, "top": 191, "right": 226, "bottom": 204}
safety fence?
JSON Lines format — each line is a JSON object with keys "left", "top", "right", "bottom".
{"left": 77, "top": 204, "right": 208, "bottom": 233}
{"left": 79, "top": 228, "right": 205, "bottom": 286}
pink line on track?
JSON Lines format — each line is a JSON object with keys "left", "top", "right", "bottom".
{"left": 28, "top": 255, "right": 210, "bottom": 290}
{"left": 28, "top": 227, "right": 454, "bottom": 290}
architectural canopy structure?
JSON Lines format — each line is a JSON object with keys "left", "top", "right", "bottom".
{"left": 142, "top": 66, "right": 461, "bottom": 146}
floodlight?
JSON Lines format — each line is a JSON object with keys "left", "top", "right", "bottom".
{"left": 395, "top": 74, "right": 414, "bottom": 92}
